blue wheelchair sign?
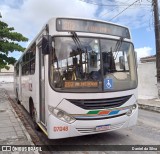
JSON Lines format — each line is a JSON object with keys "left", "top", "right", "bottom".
{"left": 104, "top": 79, "right": 113, "bottom": 89}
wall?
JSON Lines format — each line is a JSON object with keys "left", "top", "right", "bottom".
{"left": 0, "top": 65, "right": 14, "bottom": 83}
{"left": 0, "top": 73, "right": 14, "bottom": 83}
{"left": 138, "top": 62, "right": 158, "bottom": 99}
{"left": 1, "top": 65, "right": 14, "bottom": 72}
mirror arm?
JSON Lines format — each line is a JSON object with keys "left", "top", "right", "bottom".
{"left": 41, "top": 35, "right": 52, "bottom": 55}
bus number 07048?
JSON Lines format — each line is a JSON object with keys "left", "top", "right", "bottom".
{"left": 53, "top": 126, "right": 68, "bottom": 132}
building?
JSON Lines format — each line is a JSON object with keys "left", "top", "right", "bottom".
{"left": 138, "top": 55, "right": 158, "bottom": 99}
{"left": 0, "top": 65, "right": 14, "bottom": 83}
{"left": 140, "top": 55, "right": 156, "bottom": 63}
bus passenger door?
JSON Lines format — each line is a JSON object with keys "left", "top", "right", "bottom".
{"left": 39, "top": 47, "right": 45, "bottom": 125}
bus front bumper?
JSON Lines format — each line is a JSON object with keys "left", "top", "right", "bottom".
{"left": 47, "top": 107, "right": 138, "bottom": 139}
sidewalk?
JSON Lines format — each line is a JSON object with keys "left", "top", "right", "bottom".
{"left": 138, "top": 99, "right": 160, "bottom": 113}
{"left": 0, "top": 88, "right": 37, "bottom": 153}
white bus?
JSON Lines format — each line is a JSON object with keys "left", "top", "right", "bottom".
{"left": 14, "top": 17, "right": 138, "bottom": 139}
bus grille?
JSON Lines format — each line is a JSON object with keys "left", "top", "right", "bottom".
{"left": 76, "top": 122, "right": 125, "bottom": 134}
{"left": 67, "top": 95, "right": 131, "bottom": 110}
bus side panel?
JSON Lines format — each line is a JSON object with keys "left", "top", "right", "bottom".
{"left": 21, "top": 75, "right": 31, "bottom": 112}
{"left": 33, "top": 44, "right": 41, "bottom": 123}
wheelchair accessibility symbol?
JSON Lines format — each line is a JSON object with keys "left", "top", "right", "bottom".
{"left": 104, "top": 79, "right": 113, "bottom": 89}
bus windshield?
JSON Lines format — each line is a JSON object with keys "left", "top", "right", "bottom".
{"left": 49, "top": 36, "right": 137, "bottom": 92}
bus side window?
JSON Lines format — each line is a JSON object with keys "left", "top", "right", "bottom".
{"left": 21, "top": 45, "right": 36, "bottom": 76}
{"left": 30, "top": 45, "right": 36, "bottom": 74}
{"left": 30, "top": 59, "right": 35, "bottom": 74}
{"left": 30, "top": 56, "right": 35, "bottom": 75}
{"left": 22, "top": 65, "right": 25, "bottom": 75}
{"left": 16, "top": 63, "right": 19, "bottom": 76}
{"left": 22, "top": 54, "right": 25, "bottom": 75}
{"left": 26, "top": 63, "right": 30, "bottom": 75}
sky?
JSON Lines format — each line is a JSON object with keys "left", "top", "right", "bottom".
{"left": 0, "top": 0, "right": 157, "bottom": 61}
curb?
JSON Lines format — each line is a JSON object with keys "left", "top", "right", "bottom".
{"left": 5, "top": 90, "right": 39, "bottom": 154}
{"left": 138, "top": 103, "right": 160, "bottom": 113}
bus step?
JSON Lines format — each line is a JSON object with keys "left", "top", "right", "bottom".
{"left": 37, "top": 122, "right": 48, "bottom": 136}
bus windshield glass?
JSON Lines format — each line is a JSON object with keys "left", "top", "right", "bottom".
{"left": 49, "top": 37, "right": 137, "bottom": 92}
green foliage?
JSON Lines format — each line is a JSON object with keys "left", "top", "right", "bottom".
{"left": 0, "top": 19, "right": 28, "bottom": 70}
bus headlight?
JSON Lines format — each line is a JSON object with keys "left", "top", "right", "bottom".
{"left": 126, "top": 109, "right": 132, "bottom": 116}
{"left": 48, "top": 105, "right": 76, "bottom": 124}
{"left": 126, "top": 104, "right": 137, "bottom": 116}
{"left": 132, "top": 104, "right": 137, "bottom": 110}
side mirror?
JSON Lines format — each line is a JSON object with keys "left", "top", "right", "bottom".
{"left": 119, "top": 56, "right": 125, "bottom": 70}
{"left": 41, "top": 35, "right": 52, "bottom": 54}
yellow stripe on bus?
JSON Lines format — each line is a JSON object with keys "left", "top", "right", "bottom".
{"left": 37, "top": 123, "right": 48, "bottom": 136}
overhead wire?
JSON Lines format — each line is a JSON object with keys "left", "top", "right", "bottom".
{"left": 100, "top": 0, "right": 132, "bottom": 17}
{"left": 78, "top": 0, "right": 151, "bottom": 6}
{"left": 79, "top": 0, "right": 151, "bottom": 19}
{"left": 109, "top": 0, "right": 145, "bottom": 21}
{"left": 78, "top": 0, "right": 153, "bottom": 27}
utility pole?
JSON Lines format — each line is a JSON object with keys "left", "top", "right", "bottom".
{"left": 153, "top": 0, "right": 160, "bottom": 97}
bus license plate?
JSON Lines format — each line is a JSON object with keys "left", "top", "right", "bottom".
{"left": 96, "top": 124, "right": 110, "bottom": 131}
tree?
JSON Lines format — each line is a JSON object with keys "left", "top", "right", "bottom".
{"left": 0, "top": 15, "right": 28, "bottom": 70}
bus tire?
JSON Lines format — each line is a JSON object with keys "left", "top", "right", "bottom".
{"left": 29, "top": 99, "right": 40, "bottom": 131}
{"left": 16, "top": 89, "right": 20, "bottom": 104}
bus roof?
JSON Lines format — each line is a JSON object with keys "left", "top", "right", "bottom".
{"left": 15, "top": 17, "right": 131, "bottom": 64}
{"left": 48, "top": 16, "right": 129, "bottom": 30}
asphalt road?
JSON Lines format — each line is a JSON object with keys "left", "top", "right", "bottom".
{"left": 1, "top": 83, "right": 160, "bottom": 154}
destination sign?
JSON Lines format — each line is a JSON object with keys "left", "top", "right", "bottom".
{"left": 64, "top": 81, "right": 99, "bottom": 88}
{"left": 56, "top": 18, "right": 130, "bottom": 39}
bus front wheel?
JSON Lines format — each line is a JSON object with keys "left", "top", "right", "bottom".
{"left": 16, "top": 89, "right": 20, "bottom": 104}
{"left": 29, "top": 100, "right": 40, "bottom": 131}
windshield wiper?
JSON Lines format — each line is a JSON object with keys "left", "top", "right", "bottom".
{"left": 114, "top": 37, "right": 123, "bottom": 60}
{"left": 70, "top": 32, "right": 83, "bottom": 51}
{"left": 70, "top": 32, "right": 88, "bottom": 79}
